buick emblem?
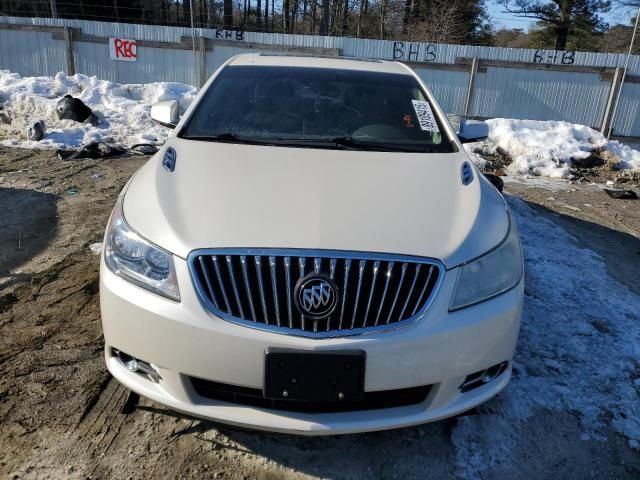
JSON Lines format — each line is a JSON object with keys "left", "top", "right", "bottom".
{"left": 294, "top": 274, "right": 339, "bottom": 319}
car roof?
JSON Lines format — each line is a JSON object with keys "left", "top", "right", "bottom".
{"left": 228, "top": 53, "right": 412, "bottom": 75}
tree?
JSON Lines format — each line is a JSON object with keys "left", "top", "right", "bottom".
{"left": 600, "top": 23, "right": 640, "bottom": 53}
{"left": 404, "top": 0, "right": 469, "bottom": 43}
{"left": 319, "top": 0, "right": 330, "bottom": 33}
{"left": 493, "top": 28, "right": 530, "bottom": 47}
{"left": 256, "top": 0, "right": 262, "bottom": 28}
{"left": 182, "top": 0, "right": 192, "bottom": 26}
{"left": 499, "top": 0, "right": 611, "bottom": 51}
{"left": 223, "top": 0, "right": 233, "bottom": 27}
{"left": 283, "top": 0, "right": 291, "bottom": 31}
{"left": 402, "top": 0, "right": 492, "bottom": 44}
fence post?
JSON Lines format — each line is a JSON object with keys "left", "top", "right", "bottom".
{"left": 63, "top": 27, "right": 75, "bottom": 76}
{"left": 198, "top": 36, "right": 207, "bottom": 87}
{"left": 600, "top": 67, "right": 621, "bottom": 135}
{"left": 463, "top": 57, "right": 478, "bottom": 117}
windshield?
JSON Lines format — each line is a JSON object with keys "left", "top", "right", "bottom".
{"left": 180, "top": 65, "right": 456, "bottom": 153}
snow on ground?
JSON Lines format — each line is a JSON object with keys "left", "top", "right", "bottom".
{"left": 452, "top": 195, "right": 640, "bottom": 479}
{"left": 466, "top": 118, "right": 640, "bottom": 178}
{"left": 0, "top": 71, "right": 197, "bottom": 149}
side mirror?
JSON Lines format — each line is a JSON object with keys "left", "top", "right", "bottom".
{"left": 150, "top": 100, "right": 179, "bottom": 129}
{"left": 447, "top": 114, "right": 463, "bottom": 134}
{"left": 458, "top": 119, "right": 489, "bottom": 144}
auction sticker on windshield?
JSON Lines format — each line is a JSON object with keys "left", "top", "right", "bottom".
{"left": 411, "top": 100, "right": 439, "bottom": 132}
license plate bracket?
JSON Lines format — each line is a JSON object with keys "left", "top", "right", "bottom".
{"left": 264, "top": 349, "right": 365, "bottom": 403}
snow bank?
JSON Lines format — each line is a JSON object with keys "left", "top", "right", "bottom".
{"left": 453, "top": 196, "right": 640, "bottom": 479}
{"left": 0, "top": 71, "right": 197, "bottom": 149}
{"left": 606, "top": 139, "right": 640, "bottom": 170}
{"left": 473, "top": 118, "right": 640, "bottom": 178}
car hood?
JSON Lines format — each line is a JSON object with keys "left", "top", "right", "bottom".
{"left": 123, "top": 138, "right": 508, "bottom": 268}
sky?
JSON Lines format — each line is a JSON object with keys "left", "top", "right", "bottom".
{"left": 486, "top": 1, "right": 639, "bottom": 32}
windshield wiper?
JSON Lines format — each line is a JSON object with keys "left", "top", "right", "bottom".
{"left": 329, "top": 136, "right": 434, "bottom": 152}
{"left": 183, "top": 133, "right": 439, "bottom": 152}
{"left": 183, "top": 132, "right": 279, "bottom": 146}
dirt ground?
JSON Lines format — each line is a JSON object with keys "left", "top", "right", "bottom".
{"left": 0, "top": 146, "right": 639, "bottom": 479}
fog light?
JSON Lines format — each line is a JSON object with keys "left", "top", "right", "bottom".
{"left": 460, "top": 362, "right": 509, "bottom": 393}
{"left": 113, "top": 349, "right": 161, "bottom": 383}
{"left": 125, "top": 357, "right": 139, "bottom": 372}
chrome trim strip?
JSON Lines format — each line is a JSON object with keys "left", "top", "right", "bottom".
{"left": 187, "top": 248, "right": 445, "bottom": 339}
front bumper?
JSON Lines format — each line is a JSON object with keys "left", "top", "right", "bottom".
{"left": 100, "top": 256, "right": 523, "bottom": 435}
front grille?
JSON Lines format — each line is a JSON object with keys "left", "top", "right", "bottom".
{"left": 189, "top": 249, "right": 441, "bottom": 337}
{"left": 189, "top": 377, "right": 431, "bottom": 413}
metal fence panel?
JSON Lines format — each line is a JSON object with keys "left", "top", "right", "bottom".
{"left": 74, "top": 41, "right": 197, "bottom": 84}
{"left": 2, "top": 16, "right": 639, "bottom": 72}
{"left": 412, "top": 67, "right": 469, "bottom": 115}
{"left": 472, "top": 67, "right": 611, "bottom": 128}
{"left": 1, "top": 16, "right": 640, "bottom": 135}
{"left": 0, "top": 28, "right": 66, "bottom": 77}
{"left": 612, "top": 83, "right": 640, "bottom": 137}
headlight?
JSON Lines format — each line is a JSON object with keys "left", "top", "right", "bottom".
{"left": 104, "top": 198, "right": 180, "bottom": 301}
{"left": 450, "top": 215, "right": 523, "bottom": 311}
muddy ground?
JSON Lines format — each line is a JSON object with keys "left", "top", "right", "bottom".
{"left": 0, "top": 146, "right": 639, "bottom": 479}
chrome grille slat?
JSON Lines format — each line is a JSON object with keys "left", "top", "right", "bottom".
{"left": 269, "top": 256, "right": 281, "bottom": 327}
{"left": 386, "top": 262, "right": 408, "bottom": 325}
{"left": 226, "top": 256, "right": 245, "bottom": 319}
{"left": 284, "top": 256, "right": 293, "bottom": 329}
{"left": 190, "top": 250, "right": 441, "bottom": 338}
{"left": 398, "top": 264, "right": 422, "bottom": 320}
{"left": 313, "top": 257, "right": 321, "bottom": 331}
{"left": 198, "top": 256, "right": 219, "bottom": 309}
{"left": 374, "top": 261, "right": 394, "bottom": 326}
{"left": 239, "top": 256, "right": 257, "bottom": 322}
{"left": 254, "top": 256, "right": 270, "bottom": 325}
{"left": 327, "top": 258, "right": 337, "bottom": 332}
{"left": 299, "top": 257, "right": 306, "bottom": 331}
{"left": 412, "top": 265, "right": 435, "bottom": 316}
{"left": 338, "top": 259, "right": 351, "bottom": 330}
{"left": 351, "top": 260, "right": 367, "bottom": 329}
{"left": 362, "top": 260, "right": 380, "bottom": 328}
{"left": 211, "top": 256, "right": 231, "bottom": 312}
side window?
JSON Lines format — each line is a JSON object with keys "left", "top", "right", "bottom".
{"left": 413, "top": 89, "right": 427, "bottom": 101}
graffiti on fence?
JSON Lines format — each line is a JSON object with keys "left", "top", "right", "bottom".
{"left": 392, "top": 42, "right": 437, "bottom": 63}
{"left": 533, "top": 50, "right": 576, "bottom": 65}
{"left": 213, "top": 30, "right": 245, "bottom": 41}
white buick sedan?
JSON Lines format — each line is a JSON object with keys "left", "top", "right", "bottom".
{"left": 100, "top": 54, "right": 523, "bottom": 435}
